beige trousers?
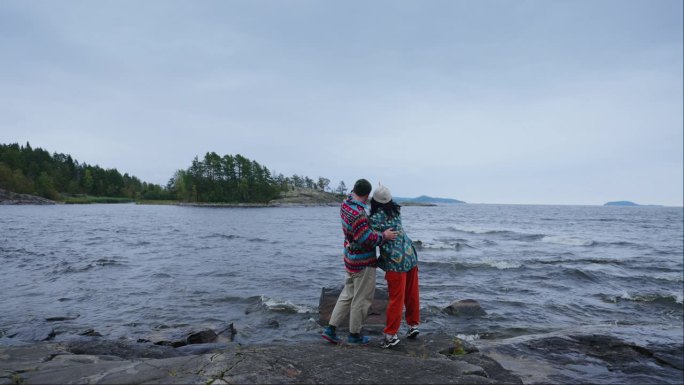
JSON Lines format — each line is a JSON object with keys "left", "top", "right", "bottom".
{"left": 329, "top": 267, "right": 377, "bottom": 334}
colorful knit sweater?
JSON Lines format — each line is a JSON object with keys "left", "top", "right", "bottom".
{"left": 340, "top": 196, "right": 384, "bottom": 273}
{"left": 369, "top": 210, "right": 418, "bottom": 272}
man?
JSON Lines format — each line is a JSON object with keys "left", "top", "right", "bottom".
{"left": 321, "top": 178, "right": 398, "bottom": 345}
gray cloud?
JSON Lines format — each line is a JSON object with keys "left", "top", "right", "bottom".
{"left": 1, "top": 0, "right": 682, "bottom": 205}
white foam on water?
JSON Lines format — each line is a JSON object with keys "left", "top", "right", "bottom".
{"left": 541, "top": 236, "right": 595, "bottom": 247}
{"left": 260, "top": 296, "right": 314, "bottom": 314}
{"left": 449, "top": 225, "right": 501, "bottom": 234}
{"left": 456, "top": 333, "right": 480, "bottom": 342}
{"left": 479, "top": 257, "right": 523, "bottom": 269}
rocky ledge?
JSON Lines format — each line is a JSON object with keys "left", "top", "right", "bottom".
{"left": 0, "top": 189, "right": 56, "bottom": 205}
{"left": 0, "top": 335, "right": 521, "bottom": 385}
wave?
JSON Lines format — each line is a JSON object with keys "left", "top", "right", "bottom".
{"left": 541, "top": 236, "right": 595, "bottom": 247}
{"left": 415, "top": 240, "right": 477, "bottom": 251}
{"left": 449, "top": 226, "right": 512, "bottom": 235}
{"left": 421, "top": 259, "right": 523, "bottom": 271}
{"left": 200, "top": 233, "right": 241, "bottom": 240}
{"left": 448, "top": 226, "right": 545, "bottom": 242}
{"left": 46, "top": 256, "right": 128, "bottom": 277}
{"left": 602, "top": 291, "right": 684, "bottom": 305}
{"left": 551, "top": 268, "right": 600, "bottom": 283}
{"left": 533, "top": 257, "right": 624, "bottom": 266}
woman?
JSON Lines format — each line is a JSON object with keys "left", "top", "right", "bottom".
{"left": 369, "top": 183, "right": 420, "bottom": 349}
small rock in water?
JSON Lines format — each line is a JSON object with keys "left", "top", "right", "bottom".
{"left": 266, "top": 319, "right": 280, "bottom": 329}
{"left": 186, "top": 329, "right": 218, "bottom": 345}
{"left": 413, "top": 240, "right": 423, "bottom": 250}
{"left": 78, "top": 328, "right": 102, "bottom": 337}
{"left": 7, "top": 326, "right": 57, "bottom": 341}
{"left": 444, "top": 299, "right": 487, "bottom": 317}
{"left": 45, "top": 314, "right": 80, "bottom": 322}
{"left": 217, "top": 322, "right": 238, "bottom": 338}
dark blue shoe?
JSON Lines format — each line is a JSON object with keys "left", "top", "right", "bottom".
{"left": 347, "top": 334, "right": 371, "bottom": 345}
{"left": 321, "top": 326, "right": 340, "bottom": 344}
{"left": 406, "top": 326, "right": 420, "bottom": 339}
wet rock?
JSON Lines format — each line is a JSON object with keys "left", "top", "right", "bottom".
{"left": 45, "top": 314, "right": 80, "bottom": 322}
{"left": 149, "top": 328, "right": 221, "bottom": 348}
{"left": 217, "top": 322, "right": 238, "bottom": 338}
{"left": 265, "top": 319, "right": 280, "bottom": 328}
{"left": 78, "top": 329, "right": 102, "bottom": 337}
{"left": 6, "top": 326, "right": 57, "bottom": 342}
{"left": 0, "top": 338, "right": 522, "bottom": 385}
{"left": 444, "top": 299, "right": 487, "bottom": 316}
{"left": 318, "top": 286, "right": 388, "bottom": 332}
{"left": 0, "top": 188, "right": 56, "bottom": 205}
{"left": 66, "top": 339, "right": 181, "bottom": 359}
{"left": 186, "top": 329, "right": 217, "bottom": 345}
{"left": 479, "top": 333, "right": 684, "bottom": 384}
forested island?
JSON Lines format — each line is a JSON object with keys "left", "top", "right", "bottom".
{"left": 0, "top": 142, "right": 345, "bottom": 205}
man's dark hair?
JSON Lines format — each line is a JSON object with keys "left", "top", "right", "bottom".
{"left": 352, "top": 179, "right": 372, "bottom": 197}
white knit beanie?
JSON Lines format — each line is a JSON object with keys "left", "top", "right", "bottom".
{"left": 373, "top": 183, "right": 392, "bottom": 204}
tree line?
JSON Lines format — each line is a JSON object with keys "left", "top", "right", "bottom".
{"left": 170, "top": 151, "right": 347, "bottom": 202}
{"left": 0, "top": 143, "right": 348, "bottom": 203}
{"left": 0, "top": 142, "right": 170, "bottom": 201}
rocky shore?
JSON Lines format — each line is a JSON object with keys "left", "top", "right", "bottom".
{"left": 0, "top": 334, "right": 522, "bottom": 385}
{"left": 0, "top": 189, "right": 56, "bottom": 205}
{"left": 3, "top": 287, "right": 680, "bottom": 384}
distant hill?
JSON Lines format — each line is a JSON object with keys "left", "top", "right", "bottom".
{"left": 395, "top": 195, "right": 465, "bottom": 204}
{"left": 604, "top": 201, "right": 639, "bottom": 206}
{"left": 604, "top": 201, "right": 664, "bottom": 207}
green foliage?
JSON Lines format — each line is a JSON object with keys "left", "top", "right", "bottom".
{"left": 170, "top": 152, "right": 336, "bottom": 203}
{"left": 0, "top": 142, "right": 170, "bottom": 201}
{"left": 0, "top": 143, "right": 336, "bottom": 204}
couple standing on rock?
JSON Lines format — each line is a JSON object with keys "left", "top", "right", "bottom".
{"left": 321, "top": 178, "right": 420, "bottom": 349}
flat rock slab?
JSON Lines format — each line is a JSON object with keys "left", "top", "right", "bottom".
{"left": 479, "top": 333, "right": 684, "bottom": 385}
{"left": 0, "top": 336, "right": 522, "bottom": 385}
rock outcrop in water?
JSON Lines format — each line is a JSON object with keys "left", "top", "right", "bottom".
{"left": 270, "top": 187, "right": 344, "bottom": 206}
{"left": 0, "top": 188, "right": 56, "bottom": 205}
{"left": 444, "top": 299, "right": 487, "bottom": 317}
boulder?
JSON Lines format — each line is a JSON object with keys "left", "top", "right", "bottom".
{"left": 148, "top": 328, "right": 220, "bottom": 348}
{"left": 444, "top": 299, "right": 487, "bottom": 317}
{"left": 186, "top": 329, "right": 218, "bottom": 345}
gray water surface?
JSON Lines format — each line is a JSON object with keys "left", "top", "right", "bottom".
{"left": 1, "top": 204, "right": 682, "bottom": 368}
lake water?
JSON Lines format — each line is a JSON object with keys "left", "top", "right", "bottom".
{"left": 1, "top": 203, "right": 682, "bottom": 381}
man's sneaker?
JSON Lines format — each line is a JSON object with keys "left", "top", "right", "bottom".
{"left": 406, "top": 326, "right": 420, "bottom": 339}
{"left": 321, "top": 326, "right": 340, "bottom": 344}
{"left": 380, "top": 334, "right": 400, "bottom": 349}
{"left": 347, "top": 334, "right": 371, "bottom": 345}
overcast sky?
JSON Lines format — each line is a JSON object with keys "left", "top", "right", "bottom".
{"left": 1, "top": 0, "right": 682, "bottom": 206}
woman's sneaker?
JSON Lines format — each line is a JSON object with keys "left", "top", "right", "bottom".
{"left": 321, "top": 326, "right": 340, "bottom": 344}
{"left": 406, "top": 326, "right": 420, "bottom": 339}
{"left": 347, "top": 334, "right": 371, "bottom": 345}
{"left": 380, "top": 334, "right": 400, "bottom": 349}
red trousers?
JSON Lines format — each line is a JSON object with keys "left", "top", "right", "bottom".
{"left": 384, "top": 266, "right": 420, "bottom": 335}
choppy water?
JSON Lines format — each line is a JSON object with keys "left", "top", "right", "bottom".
{"left": 1, "top": 203, "right": 682, "bottom": 381}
